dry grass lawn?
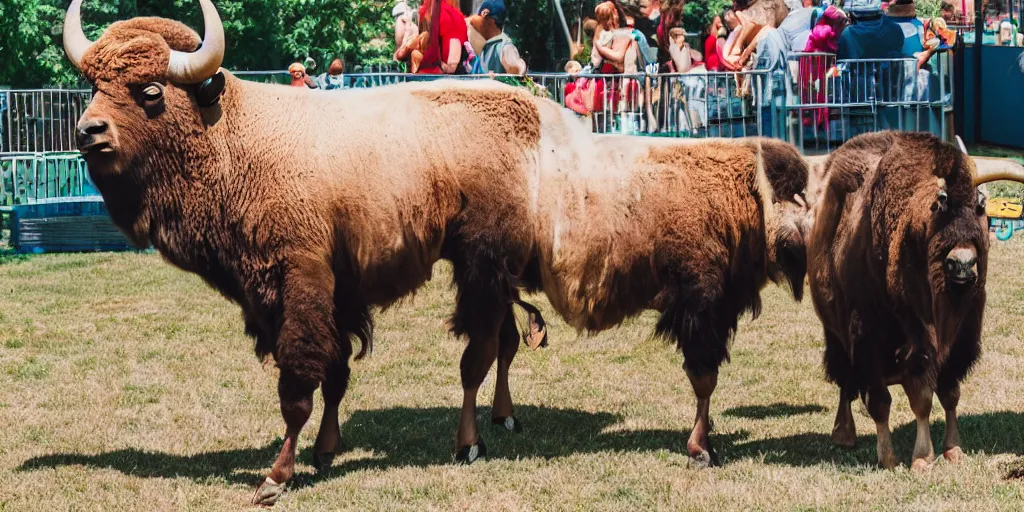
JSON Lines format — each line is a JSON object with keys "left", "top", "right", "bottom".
{"left": 1, "top": 242, "right": 1023, "bottom": 511}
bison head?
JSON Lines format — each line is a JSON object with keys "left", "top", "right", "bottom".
{"left": 929, "top": 141, "right": 1024, "bottom": 295}
{"left": 63, "top": 0, "right": 225, "bottom": 179}
{"left": 759, "top": 140, "right": 815, "bottom": 301}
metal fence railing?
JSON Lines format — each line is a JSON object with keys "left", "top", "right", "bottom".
{"left": 1, "top": 57, "right": 956, "bottom": 159}
{"left": 782, "top": 52, "right": 953, "bottom": 153}
{"left": 1, "top": 89, "right": 92, "bottom": 155}
{"left": 1, "top": 153, "right": 93, "bottom": 208}
{"left": 332, "top": 70, "right": 774, "bottom": 138}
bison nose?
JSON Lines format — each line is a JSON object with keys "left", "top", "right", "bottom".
{"left": 76, "top": 119, "right": 113, "bottom": 153}
{"left": 944, "top": 247, "right": 978, "bottom": 284}
{"left": 77, "top": 118, "right": 109, "bottom": 137}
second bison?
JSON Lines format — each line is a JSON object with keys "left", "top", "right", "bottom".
{"left": 808, "top": 131, "right": 1024, "bottom": 469}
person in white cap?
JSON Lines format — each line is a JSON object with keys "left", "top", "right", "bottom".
{"left": 393, "top": 2, "right": 416, "bottom": 47}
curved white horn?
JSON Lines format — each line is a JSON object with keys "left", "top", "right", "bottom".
{"left": 63, "top": 0, "right": 94, "bottom": 71}
{"left": 166, "top": 0, "right": 225, "bottom": 84}
{"left": 972, "top": 157, "right": 1024, "bottom": 186}
{"left": 956, "top": 135, "right": 968, "bottom": 155}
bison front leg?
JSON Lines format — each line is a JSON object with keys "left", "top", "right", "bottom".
{"left": 253, "top": 262, "right": 338, "bottom": 506}
{"left": 491, "top": 305, "right": 523, "bottom": 433}
{"left": 936, "top": 382, "right": 963, "bottom": 463}
{"left": 685, "top": 370, "right": 718, "bottom": 467}
{"left": 902, "top": 380, "right": 936, "bottom": 472}
{"left": 456, "top": 324, "right": 501, "bottom": 462}
{"left": 865, "top": 384, "right": 897, "bottom": 470}
{"left": 312, "top": 352, "right": 352, "bottom": 473}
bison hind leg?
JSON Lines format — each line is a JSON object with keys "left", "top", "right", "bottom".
{"left": 823, "top": 330, "right": 858, "bottom": 448}
{"left": 657, "top": 301, "right": 737, "bottom": 467}
{"left": 656, "top": 305, "right": 735, "bottom": 375}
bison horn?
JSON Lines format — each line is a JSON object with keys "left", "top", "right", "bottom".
{"left": 955, "top": 136, "right": 1024, "bottom": 186}
{"left": 166, "top": 0, "right": 225, "bottom": 84}
{"left": 971, "top": 157, "right": 1024, "bottom": 186}
{"left": 63, "top": 0, "right": 94, "bottom": 72}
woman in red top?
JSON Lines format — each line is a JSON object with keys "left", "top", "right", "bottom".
{"left": 416, "top": 0, "right": 468, "bottom": 74}
{"left": 704, "top": 16, "right": 723, "bottom": 72}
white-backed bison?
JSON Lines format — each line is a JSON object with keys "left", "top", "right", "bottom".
{"left": 515, "top": 135, "right": 814, "bottom": 466}
{"left": 808, "top": 131, "right": 1024, "bottom": 470}
{"left": 63, "top": 0, "right": 814, "bottom": 504}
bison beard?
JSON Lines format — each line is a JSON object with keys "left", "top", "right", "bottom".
{"left": 807, "top": 131, "right": 1016, "bottom": 471}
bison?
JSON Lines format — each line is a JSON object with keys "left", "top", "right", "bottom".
{"left": 515, "top": 134, "right": 814, "bottom": 467}
{"left": 807, "top": 131, "right": 1024, "bottom": 470}
{"left": 62, "top": 0, "right": 814, "bottom": 504}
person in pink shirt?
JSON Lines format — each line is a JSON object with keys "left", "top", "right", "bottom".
{"left": 804, "top": 4, "right": 847, "bottom": 53}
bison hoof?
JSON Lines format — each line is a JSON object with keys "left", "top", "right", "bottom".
{"left": 524, "top": 327, "right": 547, "bottom": 350}
{"left": 686, "top": 449, "right": 718, "bottom": 469}
{"left": 943, "top": 446, "right": 964, "bottom": 464}
{"left": 911, "top": 457, "right": 933, "bottom": 473}
{"left": 251, "top": 476, "right": 286, "bottom": 507}
{"left": 492, "top": 416, "right": 523, "bottom": 433}
{"left": 312, "top": 451, "right": 335, "bottom": 474}
{"left": 830, "top": 425, "right": 857, "bottom": 448}
{"left": 455, "top": 437, "right": 488, "bottom": 464}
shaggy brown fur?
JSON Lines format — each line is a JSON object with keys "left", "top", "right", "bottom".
{"left": 808, "top": 131, "right": 988, "bottom": 469}
{"left": 525, "top": 135, "right": 808, "bottom": 350}
{"left": 73, "top": 14, "right": 814, "bottom": 503}
{"left": 519, "top": 115, "right": 812, "bottom": 463}
{"left": 76, "top": 17, "right": 551, "bottom": 504}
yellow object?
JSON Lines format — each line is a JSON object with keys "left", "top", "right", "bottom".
{"left": 986, "top": 197, "right": 1024, "bottom": 219}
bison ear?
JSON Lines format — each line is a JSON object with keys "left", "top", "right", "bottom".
{"left": 931, "top": 178, "right": 949, "bottom": 213}
{"left": 975, "top": 187, "right": 988, "bottom": 216}
{"left": 195, "top": 71, "right": 226, "bottom": 107}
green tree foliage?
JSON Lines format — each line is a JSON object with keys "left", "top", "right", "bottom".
{"left": 0, "top": 0, "right": 395, "bottom": 88}
{"left": 681, "top": 0, "right": 731, "bottom": 38}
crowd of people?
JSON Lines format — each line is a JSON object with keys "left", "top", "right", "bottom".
{"left": 286, "top": 0, "right": 528, "bottom": 89}
{"left": 282, "top": 0, "right": 1016, "bottom": 93}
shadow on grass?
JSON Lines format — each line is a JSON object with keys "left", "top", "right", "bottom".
{"left": 723, "top": 403, "right": 826, "bottom": 419}
{"left": 17, "top": 407, "right": 1024, "bottom": 485}
{"left": 726, "top": 411, "right": 1024, "bottom": 468}
{"left": 17, "top": 406, "right": 747, "bottom": 486}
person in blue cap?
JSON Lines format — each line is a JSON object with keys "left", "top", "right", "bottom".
{"left": 837, "top": 0, "right": 904, "bottom": 60}
{"left": 468, "top": 0, "right": 527, "bottom": 75}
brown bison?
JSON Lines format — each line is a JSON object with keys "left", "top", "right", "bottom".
{"left": 808, "top": 131, "right": 1024, "bottom": 470}
{"left": 63, "top": 0, "right": 813, "bottom": 504}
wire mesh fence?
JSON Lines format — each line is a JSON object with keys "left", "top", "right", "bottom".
{"left": 1, "top": 89, "right": 92, "bottom": 155}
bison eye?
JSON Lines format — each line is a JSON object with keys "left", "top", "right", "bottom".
{"left": 142, "top": 83, "right": 164, "bottom": 102}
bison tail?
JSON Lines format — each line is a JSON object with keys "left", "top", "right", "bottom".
{"left": 351, "top": 309, "right": 375, "bottom": 361}
{"left": 512, "top": 298, "right": 549, "bottom": 349}
{"left": 334, "top": 296, "right": 374, "bottom": 361}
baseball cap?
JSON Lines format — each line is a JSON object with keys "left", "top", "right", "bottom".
{"left": 848, "top": 0, "right": 882, "bottom": 14}
{"left": 479, "top": 0, "right": 507, "bottom": 26}
{"left": 392, "top": 1, "right": 411, "bottom": 18}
